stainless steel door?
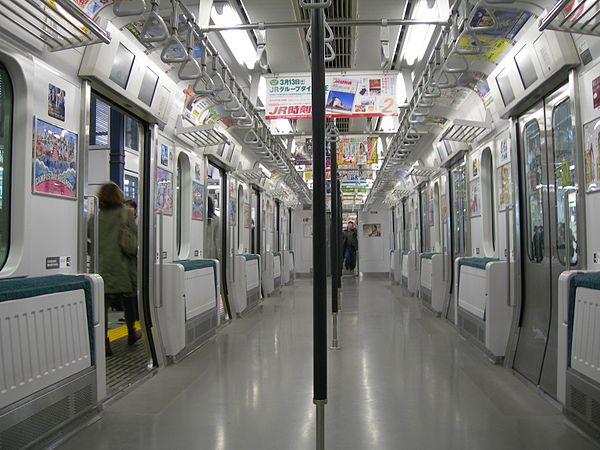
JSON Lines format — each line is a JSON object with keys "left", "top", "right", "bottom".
{"left": 513, "top": 84, "right": 579, "bottom": 397}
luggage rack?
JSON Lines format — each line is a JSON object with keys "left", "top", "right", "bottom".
{"left": 539, "top": 0, "right": 600, "bottom": 35}
{"left": 439, "top": 118, "right": 492, "bottom": 143}
{"left": 0, "top": 0, "right": 111, "bottom": 51}
{"left": 174, "top": 115, "right": 229, "bottom": 147}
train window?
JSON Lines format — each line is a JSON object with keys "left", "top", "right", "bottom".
{"left": 523, "top": 120, "right": 544, "bottom": 263}
{"left": 552, "top": 99, "right": 577, "bottom": 266}
{"left": 481, "top": 148, "right": 496, "bottom": 255}
{"left": 124, "top": 115, "right": 140, "bottom": 151}
{"left": 91, "top": 97, "right": 110, "bottom": 145}
{"left": 0, "top": 65, "right": 12, "bottom": 270}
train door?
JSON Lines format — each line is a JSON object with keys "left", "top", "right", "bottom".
{"left": 512, "top": 84, "right": 580, "bottom": 397}
{"left": 447, "top": 157, "right": 469, "bottom": 321}
{"left": 86, "top": 93, "right": 154, "bottom": 394}
{"left": 206, "top": 162, "right": 232, "bottom": 320}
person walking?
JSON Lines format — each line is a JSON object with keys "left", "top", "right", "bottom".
{"left": 89, "top": 183, "right": 141, "bottom": 356}
{"left": 343, "top": 221, "right": 358, "bottom": 272}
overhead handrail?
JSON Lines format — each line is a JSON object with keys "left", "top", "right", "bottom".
{"left": 244, "top": 126, "right": 260, "bottom": 145}
{"left": 466, "top": 6, "right": 498, "bottom": 32}
{"left": 113, "top": 0, "right": 147, "bottom": 17}
{"left": 140, "top": 0, "right": 169, "bottom": 43}
{"left": 380, "top": 19, "right": 391, "bottom": 69}
{"left": 178, "top": 31, "right": 202, "bottom": 80}
{"left": 210, "top": 55, "right": 227, "bottom": 93}
{"left": 306, "top": 20, "right": 335, "bottom": 44}
{"left": 161, "top": 2, "right": 187, "bottom": 64}
{"left": 444, "top": 53, "right": 469, "bottom": 73}
{"left": 455, "top": 31, "right": 484, "bottom": 55}
{"left": 193, "top": 47, "right": 216, "bottom": 95}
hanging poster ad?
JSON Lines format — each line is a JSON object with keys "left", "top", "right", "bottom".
{"left": 48, "top": 84, "right": 66, "bottom": 122}
{"left": 182, "top": 85, "right": 235, "bottom": 130}
{"left": 32, "top": 117, "right": 77, "bottom": 199}
{"left": 498, "top": 138, "right": 511, "bottom": 165}
{"left": 363, "top": 224, "right": 382, "bottom": 237}
{"left": 498, "top": 165, "right": 512, "bottom": 210}
{"left": 155, "top": 167, "right": 173, "bottom": 215}
{"left": 583, "top": 118, "right": 600, "bottom": 193}
{"left": 192, "top": 182, "right": 205, "bottom": 221}
{"left": 70, "top": 0, "right": 113, "bottom": 19}
{"left": 264, "top": 73, "right": 397, "bottom": 120}
{"left": 470, "top": 179, "right": 482, "bottom": 217}
{"left": 337, "top": 136, "right": 378, "bottom": 165}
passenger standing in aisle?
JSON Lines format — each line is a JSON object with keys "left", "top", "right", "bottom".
{"left": 89, "top": 183, "right": 141, "bottom": 356}
{"left": 205, "top": 196, "right": 222, "bottom": 262}
{"left": 343, "top": 221, "right": 358, "bottom": 272}
{"left": 124, "top": 199, "right": 139, "bottom": 322}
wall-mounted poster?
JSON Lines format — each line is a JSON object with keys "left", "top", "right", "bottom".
{"left": 48, "top": 84, "right": 66, "bottom": 121}
{"left": 363, "top": 223, "right": 382, "bottom": 237}
{"left": 498, "top": 165, "right": 512, "bottom": 210}
{"left": 441, "top": 195, "right": 448, "bottom": 223}
{"left": 470, "top": 179, "right": 482, "bottom": 216}
{"left": 229, "top": 182, "right": 236, "bottom": 227}
{"left": 192, "top": 182, "right": 205, "bottom": 221}
{"left": 583, "top": 117, "right": 600, "bottom": 193}
{"left": 194, "top": 162, "right": 202, "bottom": 182}
{"left": 160, "top": 143, "right": 170, "bottom": 168}
{"left": 244, "top": 204, "right": 251, "bottom": 228}
{"left": 155, "top": 167, "right": 173, "bottom": 215}
{"left": 32, "top": 117, "right": 77, "bottom": 199}
{"left": 470, "top": 153, "right": 481, "bottom": 179}
{"left": 498, "top": 138, "right": 510, "bottom": 165}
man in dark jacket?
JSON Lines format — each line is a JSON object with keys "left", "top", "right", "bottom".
{"left": 343, "top": 221, "right": 358, "bottom": 271}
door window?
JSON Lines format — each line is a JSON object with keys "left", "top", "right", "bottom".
{"left": 523, "top": 120, "right": 545, "bottom": 263}
{"left": 552, "top": 100, "right": 577, "bottom": 265}
{"left": 0, "top": 66, "right": 11, "bottom": 270}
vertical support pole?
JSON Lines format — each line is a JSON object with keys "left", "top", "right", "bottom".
{"left": 311, "top": 5, "right": 327, "bottom": 450}
{"left": 77, "top": 80, "right": 91, "bottom": 273}
{"left": 330, "top": 139, "right": 340, "bottom": 349}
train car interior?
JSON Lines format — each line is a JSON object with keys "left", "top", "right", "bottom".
{"left": 3, "top": 0, "right": 600, "bottom": 448}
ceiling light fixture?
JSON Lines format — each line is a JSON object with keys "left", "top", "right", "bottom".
{"left": 402, "top": 0, "right": 439, "bottom": 66}
{"left": 211, "top": 4, "right": 257, "bottom": 69}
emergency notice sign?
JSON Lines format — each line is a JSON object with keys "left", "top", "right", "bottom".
{"left": 265, "top": 73, "right": 398, "bottom": 120}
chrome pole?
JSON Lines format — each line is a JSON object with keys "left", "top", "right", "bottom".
{"left": 330, "top": 312, "right": 340, "bottom": 349}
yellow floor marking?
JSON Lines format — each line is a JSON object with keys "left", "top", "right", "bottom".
{"left": 108, "top": 321, "right": 141, "bottom": 342}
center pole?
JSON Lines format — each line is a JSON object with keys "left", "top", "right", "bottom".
{"left": 311, "top": 4, "right": 327, "bottom": 450}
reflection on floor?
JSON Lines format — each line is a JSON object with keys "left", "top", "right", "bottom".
{"left": 60, "top": 278, "right": 598, "bottom": 450}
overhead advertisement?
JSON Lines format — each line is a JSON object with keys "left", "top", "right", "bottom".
{"left": 337, "top": 136, "right": 379, "bottom": 166}
{"left": 264, "top": 73, "right": 398, "bottom": 120}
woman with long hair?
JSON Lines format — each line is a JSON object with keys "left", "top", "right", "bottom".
{"left": 89, "top": 183, "right": 140, "bottom": 356}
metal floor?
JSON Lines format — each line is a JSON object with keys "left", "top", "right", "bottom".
{"left": 60, "top": 278, "right": 598, "bottom": 450}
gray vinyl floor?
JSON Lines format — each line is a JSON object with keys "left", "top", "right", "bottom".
{"left": 59, "top": 277, "right": 598, "bottom": 450}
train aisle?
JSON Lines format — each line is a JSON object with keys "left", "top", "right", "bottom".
{"left": 59, "top": 279, "right": 596, "bottom": 450}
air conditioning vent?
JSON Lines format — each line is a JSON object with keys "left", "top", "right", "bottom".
{"left": 299, "top": 0, "right": 354, "bottom": 69}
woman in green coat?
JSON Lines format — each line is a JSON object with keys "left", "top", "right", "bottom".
{"left": 89, "top": 183, "right": 141, "bottom": 356}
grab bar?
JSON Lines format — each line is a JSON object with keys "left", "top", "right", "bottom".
{"left": 563, "top": 187, "right": 577, "bottom": 271}
{"left": 113, "top": 0, "right": 147, "bottom": 16}
{"left": 156, "top": 211, "right": 164, "bottom": 308}
{"left": 160, "top": 3, "right": 187, "bottom": 64}
{"left": 178, "top": 32, "right": 202, "bottom": 80}
{"left": 505, "top": 207, "right": 513, "bottom": 307}
{"left": 85, "top": 195, "right": 100, "bottom": 274}
{"left": 325, "top": 42, "right": 336, "bottom": 62}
